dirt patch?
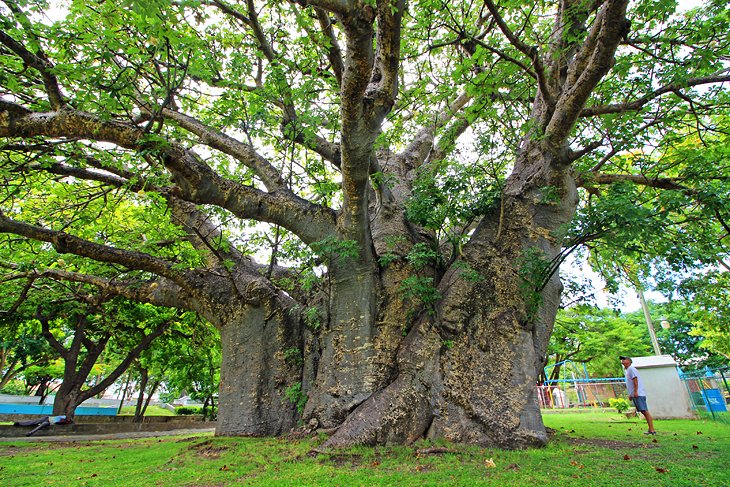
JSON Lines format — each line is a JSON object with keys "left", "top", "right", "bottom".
{"left": 320, "top": 452, "right": 364, "bottom": 467}
{"left": 188, "top": 439, "right": 230, "bottom": 459}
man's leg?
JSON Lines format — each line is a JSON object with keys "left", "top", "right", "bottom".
{"left": 642, "top": 410, "right": 656, "bottom": 433}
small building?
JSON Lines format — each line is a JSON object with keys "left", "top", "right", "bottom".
{"left": 632, "top": 355, "right": 695, "bottom": 419}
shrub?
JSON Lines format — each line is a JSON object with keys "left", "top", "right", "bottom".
{"left": 175, "top": 406, "right": 203, "bottom": 415}
{"left": 609, "top": 397, "right": 632, "bottom": 414}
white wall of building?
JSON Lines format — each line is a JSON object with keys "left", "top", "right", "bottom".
{"left": 632, "top": 355, "right": 695, "bottom": 419}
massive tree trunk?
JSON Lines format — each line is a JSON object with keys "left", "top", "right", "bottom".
{"left": 319, "top": 141, "right": 577, "bottom": 448}
{"left": 216, "top": 299, "right": 304, "bottom": 436}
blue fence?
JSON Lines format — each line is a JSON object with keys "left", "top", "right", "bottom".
{"left": 679, "top": 366, "right": 730, "bottom": 424}
{"left": 0, "top": 403, "right": 117, "bottom": 416}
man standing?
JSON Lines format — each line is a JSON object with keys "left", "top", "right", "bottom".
{"left": 620, "top": 356, "right": 657, "bottom": 435}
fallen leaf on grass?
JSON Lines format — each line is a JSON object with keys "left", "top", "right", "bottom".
{"left": 697, "top": 431, "right": 703, "bottom": 435}
{"left": 623, "top": 455, "right": 631, "bottom": 461}
{"left": 655, "top": 467, "right": 668, "bottom": 473}
{"left": 652, "top": 439, "right": 658, "bottom": 443}
{"left": 692, "top": 445, "right": 699, "bottom": 449}
{"left": 505, "top": 463, "right": 519, "bottom": 471}
{"left": 219, "top": 465, "right": 230, "bottom": 471}
{"left": 485, "top": 458, "right": 496, "bottom": 468}
{"left": 371, "top": 461, "right": 381, "bottom": 467}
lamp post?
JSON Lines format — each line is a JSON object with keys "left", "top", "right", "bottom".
{"left": 637, "top": 288, "right": 662, "bottom": 356}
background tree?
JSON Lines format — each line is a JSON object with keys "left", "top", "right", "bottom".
{"left": 0, "top": 317, "right": 56, "bottom": 391}
{"left": 545, "top": 305, "right": 650, "bottom": 381}
{"left": 677, "top": 271, "right": 730, "bottom": 361}
{"left": 1, "top": 0, "right": 729, "bottom": 448}
{"left": 34, "top": 298, "right": 175, "bottom": 417}
{"left": 159, "top": 319, "right": 221, "bottom": 420}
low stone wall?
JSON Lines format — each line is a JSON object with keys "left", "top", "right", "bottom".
{"left": 0, "top": 417, "right": 215, "bottom": 438}
{"left": 0, "top": 414, "right": 206, "bottom": 423}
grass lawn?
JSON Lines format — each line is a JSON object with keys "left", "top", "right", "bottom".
{"left": 117, "top": 405, "right": 176, "bottom": 417}
{"left": 0, "top": 411, "right": 727, "bottom": 486}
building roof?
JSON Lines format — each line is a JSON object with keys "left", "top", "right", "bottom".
{"left": 632, "top": 355, "right": 677, "bottom": 369}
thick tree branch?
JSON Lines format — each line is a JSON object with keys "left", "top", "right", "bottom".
{"left": 315, "top": 7, "right": 344, "bottom": 86}
{"left": 299, "top": 0, "right": 353, "bottom": 15}
{"left": 580, "top": 173, "right": 687, "bottom": 191}
{"left": 35, "top": 306, "right": 70, "bottom": 357}
{"left": 580, "top": 74, "right": 730, "bottom": 117}
{"left": 400, "top": 92, "right": 472, "bottom": 172}
{"left": 12, "top": 268, "right": 195, "bottom": 311}
{"left": 0, "top": 29, "right": 64, "bottom": 109}
{"left": 0, "top": 211, "right": 185, "bottom": 284}
{"left": 158, "top": 108, "right": 286, "bottom": 190}
{"left": 0, "top": 103, "right": 337, "bottom": 243}
{"left": 371, "top": 0, "right": 404, "bottom": 117}
{"left": 545, "top": 0, "right": 629, "bottom": 146}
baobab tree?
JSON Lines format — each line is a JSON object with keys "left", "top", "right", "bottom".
{"left": 1, "top": 0, "right": 728, "bottom": 448}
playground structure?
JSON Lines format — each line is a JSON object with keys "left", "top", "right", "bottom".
{"left": 538, "top": 359, "right": 729, "bottom": 424}
{"left": 538, "top": 360, "right": 625, "bottom": 409}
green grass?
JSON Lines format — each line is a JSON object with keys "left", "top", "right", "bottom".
{"left": 0, "top": 411, "right": 727, "bottom": 486}
{"left": 117, "top": 405, "right": 176, "bottom": 416}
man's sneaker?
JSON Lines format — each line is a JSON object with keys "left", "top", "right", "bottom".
{"left": 643, "top": 431, "right": 657, "bottom": 435}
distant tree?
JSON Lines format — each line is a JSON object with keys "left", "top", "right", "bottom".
{"left": 160, "top": 319, "right": 220, "bottom": 420}
{"left": 676, "top": 272, "right": 730, "bottom": 362}
{"left": 0, "top": 318, "right": 55, "bottom": 391}
{"left": 34, "top": 299, "right": 174, "bottom": 418}
{"left": 546, "top": 305, "right": 650, "bottom": 381}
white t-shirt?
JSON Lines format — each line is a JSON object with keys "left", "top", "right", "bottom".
{"left": 624, "top": 365, "right": 646, "bottom": 397}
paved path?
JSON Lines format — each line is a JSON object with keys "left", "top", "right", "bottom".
{"left": 0, "top": 427, "right": 216, "bottom": 443}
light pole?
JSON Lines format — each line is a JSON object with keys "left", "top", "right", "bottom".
{"left": 637, "top": 287, "right": 662, "bottom": 356}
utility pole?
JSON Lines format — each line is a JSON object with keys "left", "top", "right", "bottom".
{"left": 637, "top": 287, "right": 662, "bottom": 356}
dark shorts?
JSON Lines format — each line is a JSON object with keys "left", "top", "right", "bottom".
{"left": 632, "top": 396, "right": 649, "bottom": 412}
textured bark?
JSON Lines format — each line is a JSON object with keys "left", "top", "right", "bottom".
{"left": 52, "top": 383, "right": 83, "bottom": 417}
{"left": 216, "top": 295, "right": 304, "bottom": 436}
{"left": 302, "top": 264, "right": 380, "bottom": 427}
{"left": 322, "top": 141, "right": 578, "bottom": 447}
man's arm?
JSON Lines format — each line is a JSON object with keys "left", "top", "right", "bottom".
{"left": 631, "top": 377, "right": 639, "bottom": 398}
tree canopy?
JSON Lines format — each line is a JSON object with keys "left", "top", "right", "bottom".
{"left": 1, "top": 0, "right": 729, "bottom": 448}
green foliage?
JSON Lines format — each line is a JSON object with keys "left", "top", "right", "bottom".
{"left": 405, "top": 161, "right": 502, "bottom": 237}
{"left": 175, "top": 406, "right": 203, "bottom": 416}
{"left": 284, "top": 382, "right": 307, "bottom": 415}
{"left": 537, "top": 185, "right": 561, "bottom": 205}
{"left": 676, "top": 272, "right": 730, "bottom": 362}
{"left": 609, "top": 397, "right": 632, "bottom": 414}
{"left": 303, "top": 306, "right": 322, "bottom": 331}
{"left": 451, "top": 260, "right": 482, "bottom": 283}
{"left": 547, "top": 306, "right": 652, "bottom": 379}
{"left": 398, "top": 276, "right": 441, "bottom": 314}
{"left": 310, "top": 237, "right": 359, "bottom": 265}
{"left": 282, "top": 347, "right": 303, "bottom": 368}
{"left": 0, "top": 379, "right": 26, "bottom": 395}
{"left": 516, "top": 247, "right": 551, "bottom": 318}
